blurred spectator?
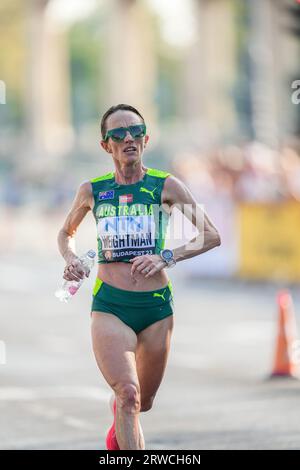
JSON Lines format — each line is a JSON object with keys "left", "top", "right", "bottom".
{"left": 172, "top": 140, "right": 300, "bottom": 206}
{"left": 171, "top": 140, "right": 300, "bottom": 278}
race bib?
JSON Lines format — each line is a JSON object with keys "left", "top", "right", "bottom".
{"left": 97, "top": 214, "right": 156, "bottom": 261}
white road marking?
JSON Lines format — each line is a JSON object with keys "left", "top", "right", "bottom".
{"left": 38, "top": 335, "right": 77, "bottom": 353}
{"left": 63, "top": 416, "right": 94, "bottom": 431}
{"left": 170, "top": 321, "right": 274, "bottom": 370}
{"left": 24, "top": 403, "right": 96, "bottom": 431}
{"left": 0, "top": 436, "right": 102, "bottom": 450}
{"left": 27, "top": 403, "right": 63, "bottom": 419}
{"left": 173, "top": 321, "right": 273, "bottom": 345}
{"left": 223, "top": 321, "right": 273, "bottom": 343}
{"left": 169, "top": 351, "right": 208, "bottom": 370}
{"left": 0, "top": 386, "right": 110, "bottom": 401}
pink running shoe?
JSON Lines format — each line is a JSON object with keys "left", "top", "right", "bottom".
{"left": 105, "top": 396, "right": 120, "bottom": 450}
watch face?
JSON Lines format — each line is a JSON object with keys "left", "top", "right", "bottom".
{"left": 162, "top": 249, "right": 173, "bottom": 260}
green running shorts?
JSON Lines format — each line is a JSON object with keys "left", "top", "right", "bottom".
{"left": 91, "top": 277, "right": 174, "bottom": 334}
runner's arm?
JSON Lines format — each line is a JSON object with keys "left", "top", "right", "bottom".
{"left": 57, "top": 181, "right": 94, "bottom": 264}
{"left": 161, "top": 175, "right": 221, "bottom": 263}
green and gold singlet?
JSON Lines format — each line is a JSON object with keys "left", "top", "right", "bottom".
{"left": 90, "top": 168, "right": 172, "bottom": 264}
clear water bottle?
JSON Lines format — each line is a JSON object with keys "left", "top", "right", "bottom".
{"left": 55, "top": 249, "right": 96, "bottom": 302}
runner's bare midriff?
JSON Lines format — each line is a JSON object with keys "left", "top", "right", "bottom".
{"left": 97, "top": 262, "right": 169, "bottom": 291}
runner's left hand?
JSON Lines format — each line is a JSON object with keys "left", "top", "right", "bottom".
{"left": 130, "top": 254, "right": 167, "bottom": 278}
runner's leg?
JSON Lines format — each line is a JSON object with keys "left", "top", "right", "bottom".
{"left": 91, "top": 311, "right": 145, "bottom": 450}
{"left": 136, "top": 315, "right": 174, "bottom": 412}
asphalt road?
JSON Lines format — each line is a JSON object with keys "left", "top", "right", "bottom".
{"left": 1, "top": 252, "right": 300, "bottom": 450}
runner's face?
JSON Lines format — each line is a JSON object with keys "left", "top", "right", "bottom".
{"left": 101, "top": 110, "right": 149, "bottom": 164}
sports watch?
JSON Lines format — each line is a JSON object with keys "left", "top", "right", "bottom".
{"left": 159, "top": 249, "right": 176, "bottom": 268}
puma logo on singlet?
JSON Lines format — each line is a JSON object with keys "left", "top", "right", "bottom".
{"left": 140, "top": 186, "right": 157, "bottom": 200}
{"left": 153, "top": 289, "right": 167, "bottom": 301}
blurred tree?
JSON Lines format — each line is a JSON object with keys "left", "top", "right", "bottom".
{"left": 69, "top": 14, "right": 104, "bottom": 131}
{"left": 284, "top": 2, "right": 300, "bottom": 38}
{"left": 232, "top": 0, "right": 253, "bottom": 140}
{"left": 25, "top": 0, "right": 50, "bottom": 155}
{"left": 285, "top": 2, "right": 300, "bottom": 137}
{"left": 145, "top": 2, "right": 181, "bottom": 123}
{"left": 0, "top": 0, "right": 25, "bottom": 129}
{"left": 155, "top": 53, "right": 180, "bottom": 121}
{"left": 21, "top": 0, "right": 73, "bottom": 182}
{"left": 104, "top": 0, "right": 157, "bottom": 126}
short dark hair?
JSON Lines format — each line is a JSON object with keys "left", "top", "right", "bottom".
{"left": 100, "top": 104, "right": 145, "bottom": 139}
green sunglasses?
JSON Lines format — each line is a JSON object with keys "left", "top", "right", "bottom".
{"left": 103, "top": 124, "right": 147, "bottom": 142}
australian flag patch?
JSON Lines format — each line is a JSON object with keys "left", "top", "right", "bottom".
{"left": 98, "top": 190, "right": 115, "bottom": 200}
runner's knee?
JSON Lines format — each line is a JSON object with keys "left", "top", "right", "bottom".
{"left": 115, "top": 383, "right": 141, "bottom": 413}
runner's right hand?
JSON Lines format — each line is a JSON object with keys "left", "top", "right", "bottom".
{"left": 63, "top": 257, "right": 87, "bottom": 282}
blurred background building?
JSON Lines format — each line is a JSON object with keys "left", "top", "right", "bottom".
{"left": 0, "top": 0, "right": 300, "bottom": 281}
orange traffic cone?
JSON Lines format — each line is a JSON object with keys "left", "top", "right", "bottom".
{"left": 271, "top": 290, "right": 299, "bottom": 379}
